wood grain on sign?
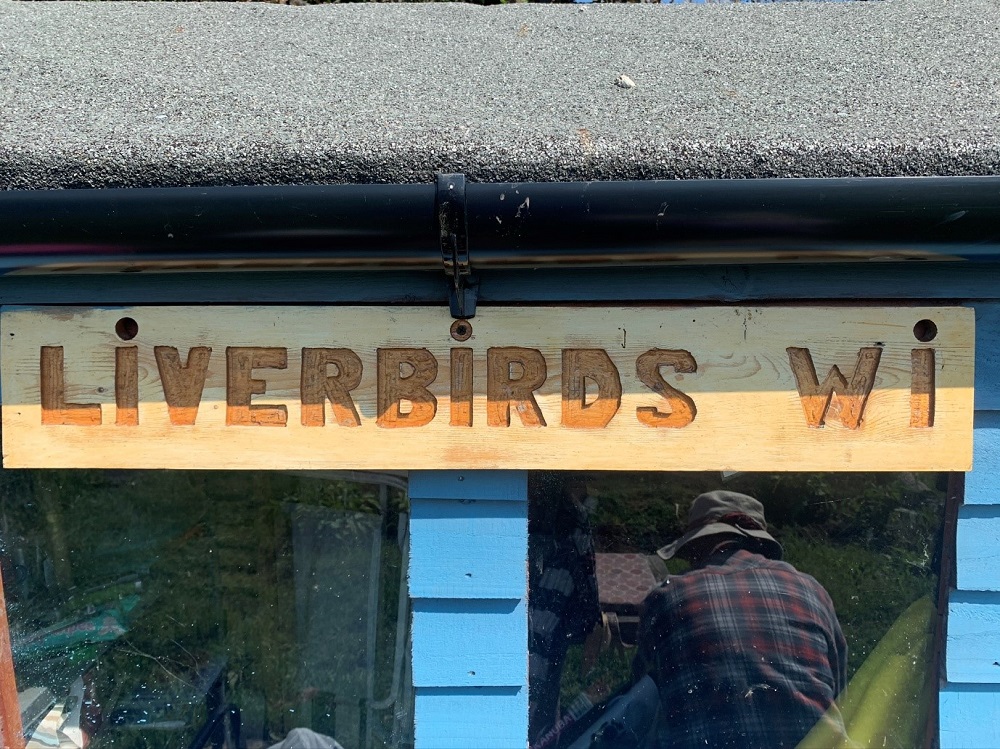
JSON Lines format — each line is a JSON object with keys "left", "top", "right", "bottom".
{"left": 0, "top": 305, "right": 974, "bottom": 471}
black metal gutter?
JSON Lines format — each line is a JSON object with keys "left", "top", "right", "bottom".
{"left": 2, "top": 176, "right": 1000, "bottom": 273}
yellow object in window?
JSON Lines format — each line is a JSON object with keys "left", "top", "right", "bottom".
{"left": 797, "top": 595, "right": 936, "bottom": 749}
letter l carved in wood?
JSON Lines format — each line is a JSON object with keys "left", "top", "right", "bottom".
{"left": 40, "top": 346, "right": 102, "bottom": 425}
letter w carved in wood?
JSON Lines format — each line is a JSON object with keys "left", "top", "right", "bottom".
{"left": 786, "top": 347, "right": 882, "bottom": 430}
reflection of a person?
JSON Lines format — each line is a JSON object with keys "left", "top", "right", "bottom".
{"left": 528, "top": 474, "right": 601, "bottom": 746}
{"left": 633, "top": 491, "right": 851, "bottom": 749}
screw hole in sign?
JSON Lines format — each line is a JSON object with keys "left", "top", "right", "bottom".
{"left": 913, "top": 319, "right": 937, "bottom": 343}
{"left": 115, "top": 317, "right": 139, "bottom": 341}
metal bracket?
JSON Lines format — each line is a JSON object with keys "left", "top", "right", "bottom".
{"left": 437, "top": 173, "right": 478, "bottom": 319}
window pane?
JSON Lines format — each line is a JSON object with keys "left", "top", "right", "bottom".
{"left": 528, "top": 471, "right": 947, "bottom": 749}
{"left": 0, "top": 470, "right": 413, "bottom": 749}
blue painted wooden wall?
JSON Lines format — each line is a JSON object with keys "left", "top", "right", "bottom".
{"left": 409, "top": 471, "right": 528, "bottom": 749}
{"left": 941, "top": 303, "right": 1000, "bottom": 749}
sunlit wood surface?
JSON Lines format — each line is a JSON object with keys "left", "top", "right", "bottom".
{"left": 1, "top": 305, "right": 974, "bottom": 471}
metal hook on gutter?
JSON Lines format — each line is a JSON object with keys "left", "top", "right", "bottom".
{"left": 437, "top": 173, "right": 478, "bottom": 318}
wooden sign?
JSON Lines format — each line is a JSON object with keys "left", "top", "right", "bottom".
{"left": 0, "top": 305, "right": 974, "bottom": 471}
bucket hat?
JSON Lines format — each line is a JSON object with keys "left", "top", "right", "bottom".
{"left": 656, "top": 490, "right": 782, "bottom": 561}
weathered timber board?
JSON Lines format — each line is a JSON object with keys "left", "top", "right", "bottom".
{"left": 0, "top": 305, "right": 974, "bottom": 471}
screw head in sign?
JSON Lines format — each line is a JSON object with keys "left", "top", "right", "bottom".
{"left": 451, "top": 319, "right": 473, "bottom": 342}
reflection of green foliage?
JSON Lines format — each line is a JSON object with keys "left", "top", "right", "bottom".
{"left": 1, "top": 469, "right": 409, "bottom": 749}
{"left": 586, "top": 472, "right": 945, "bottom": 562}
{"left": 586, "top": 472, "right": 704, "bottom": 553}
{"left": 733, "top": 473, "right": 945, "bottom": 560}
{"left": 782, "top": 533, "right": 936, "bottom": 675}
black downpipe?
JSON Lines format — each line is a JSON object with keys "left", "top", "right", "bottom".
{"left": 1, "top": 177, "right": 1000, "bottom": 271}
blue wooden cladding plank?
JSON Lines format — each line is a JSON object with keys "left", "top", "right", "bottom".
{"left": 956, "top": 505, "right": 1000, "bottom": 592}
{"left": 967, "top": 411, "right": 1000, "bottom": 504}
{"left": 412, "top": 599, "right": 527, "bottom": 688}
{"left": 947, "top": 591, "right": 1000, "bottom": 683}
{"left": 409, "top": 470, "right": 528, "bottom": 502}
{"left": 415, "top": 687, "right": 528, "bottom": 749}
{"left": 408, "top": 470, "right": 529, "bottom": 747}
{"left": 976, "top": 303, "right": 1000, "bottom": 411}
{"left": 940, "top": 684, "right": 1000, "bottom": 749}
{"left": 410, "top": 499, "right": 527, "bottom": 599}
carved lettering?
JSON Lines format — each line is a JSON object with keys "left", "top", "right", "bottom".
{"left": 226, "top": 347, "right": 288, "bottom": 427}
{"left": 154, "top": 347, "right": 212, "bottom": 426}
{"left": 301, "top": 348, "right": 363, "bottom": 427}
{"left": 29, "top": 310, "right": 942, "bottom": 448}
{"left": 450, "top": 348, "right": 473, "bottom": 427}
{"left": 39, "top": 346, "right": 102, "bottom": 425}
{"left": 786, "top": 347, "right": 881, "bottom": 429}
{"left": 911, "top": 349, "right": 935, "bottom": 428}
{"left": 487, "top": 347, "right": 547, "bottom": 427}
{"left": 376, "top": 348, "right": 438, "bottom": 428}
{"left": 562, "top": 349, "right": 622, "bottom": 428}
{"left": 635, "top": 349, "right": 697, "bottom": 428}
{"left": 115, "top": 347, "right": 139, "bottom": 426}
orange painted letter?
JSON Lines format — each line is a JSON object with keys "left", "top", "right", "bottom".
{"left": 226, "top": 347, "right": 288, "bottom": 427}
{"left": 910, "top": 348, "right": 935, "bottom": 428}
{"left": 115, "top": 346, "right": 139, "bottom": 426}
{"left": 487, "top": 347, "right": 547, "bottom": 427}
{"left": 562, "top": 349, "right": 622, "bottom": 428}
{"left": 635, "top": 349, "right": 697, "bottom": 428}
{"left": 40, "top": 346, "right": 102, "bottom": 425}
{"left": 450, "top": 348, "right": 474, "bottom": 427}
{"left": 301, "top": 348, "right": 363, "bottom": 427}
{"left": 154, "top": 347, "right": 212, "bottom": 426}
{"left": 786, "top": 347, "right": 881, "bottom": 430}
{"left": 376, "top": 348, "right": 438, "bottom": 428}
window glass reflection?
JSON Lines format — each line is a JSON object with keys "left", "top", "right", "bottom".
{"left": 528, "top": 472, "right": 947, "bottom": 749}
{"left": 0, "top": 470, "right": 413, "bottom": 749}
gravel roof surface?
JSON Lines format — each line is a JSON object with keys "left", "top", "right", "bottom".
{"left": 1, "top": 0, "right": 999, "bottom": 188}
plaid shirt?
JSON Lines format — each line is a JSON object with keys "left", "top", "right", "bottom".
{"left": 635, "top": 548, "right": 848, "bottom": 749}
